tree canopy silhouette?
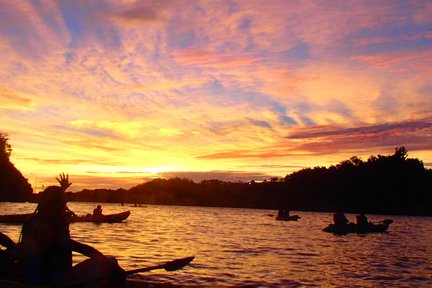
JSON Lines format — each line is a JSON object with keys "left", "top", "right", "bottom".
{"left": 67, "top": 147, "right": 432, "bottom": 216}
{"left": 1, "top": 139, "right": 431, "bottom": 216}
{"left": 0, "top": 131, "right": 33, "bottom": 201}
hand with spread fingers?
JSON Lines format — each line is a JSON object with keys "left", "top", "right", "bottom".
{"left": 55, "top": 173, "right": 77, "bottom": 217}
{"left": 56, "top": 172, "right": 72, "bottom": 192}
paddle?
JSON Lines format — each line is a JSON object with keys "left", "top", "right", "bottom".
{"left": 369, "top": 219, "right": 393, "bottom": 226}
{"left": 62, "top": 256, "right": 195, "bottom": 287}
{"left": 381, "top": 219, "right": 393, "bottom": 225}
{"left": 125, "top": 256, "right": 195, "bottom": 275}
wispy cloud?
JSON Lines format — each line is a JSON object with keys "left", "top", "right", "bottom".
{"left": 0, "top": 88, "right": 36, "bottom": 110}
{"left": 288, "top": 119, "right": 432, "bottom": 139}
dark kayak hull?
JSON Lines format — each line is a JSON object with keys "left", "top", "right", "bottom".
{"left": 0, "top": 279, "right": 44, "bottom": 288}
{"left": 70, "top": 211, "right": 130, "bottom": 223}
{"left": 0, "top": 211, "right": 130, "bottom": 224}
{"left": 0, "top": 279, "right": 198, "bottom": 288}
{"left": 275, "top": 215, "right": 301, "bottom": 221}
{"left": 0, "top": 214, "right": 32, "bottom": 224}
{"left": 322, "top": 219, "right": 393, "bottom": 234}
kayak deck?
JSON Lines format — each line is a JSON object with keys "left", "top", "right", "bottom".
{"left": 322, "top": 219, "right": 393, "bottom": 234}
{"left": 275, "top": 214, "right": 301, "bottom": 221}
{"left": 69, "top": 211, "right": 130, "bottom": 223}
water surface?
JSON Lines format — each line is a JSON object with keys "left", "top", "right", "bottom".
{"left": 1, "top": 202, "right": 431, "bottom": 287}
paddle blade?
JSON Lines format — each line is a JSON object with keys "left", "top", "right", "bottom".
{"left": 382, "top": 219, "right": 393, "bottom": 225}
{"left": 125, "top": 256, "right": 195, "bottom": 275}
{"left": 164, "top": 256, "right": 195, "bottom": 271}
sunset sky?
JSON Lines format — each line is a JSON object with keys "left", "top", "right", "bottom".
{"left": 1, "top": 0, "right": 431, "bottom": 191}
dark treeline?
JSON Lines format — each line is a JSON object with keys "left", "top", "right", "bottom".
{"left": 0, "top": 131, "right": 431, "bottom": 216}
{"left": 0, "top": 132, "right": 32, "bottom": 201}
{"left": 68, "top": 147, "right": 432, "bottom": 216}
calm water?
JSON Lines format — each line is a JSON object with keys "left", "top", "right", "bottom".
{"left": 1, "top": 202, "right": 431, "bottom": 287}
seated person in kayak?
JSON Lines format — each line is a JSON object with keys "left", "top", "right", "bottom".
{"left": 18, "top": 185, "right": 125, "bottom": 285}
{"left": 277, "top": 209, "right": 290, "bottom": 218}
{"left": 333, "top": 211, "right": 349, "bottom": 226}
{"left": 356, "top": 212, "right": 368, "bottom": 226}
{"left": 93, "top": 205, "right": 103, "bottom": 217}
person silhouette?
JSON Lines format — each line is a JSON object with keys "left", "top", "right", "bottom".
{"left": 277, "top": 209, "right": 290, "bottom": 218}
{"left": 356, "top": 212, "right": 368, "bottom": 226}
{"left": 333, "top": 211, "right": 349, "bottom": 226}
{"left": 18, "top": 185, "right": 125, "bottom": 285}
{"left": 93, "top": 205, "right": 103, "bottom": 217}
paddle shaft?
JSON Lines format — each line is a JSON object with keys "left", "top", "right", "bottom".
{"left": 125, "top": 256, "right": 194, "bottom": 275}
{"left": 62, "top": 256, "right": 194, "bottom": 287}
{"left": 125, "top": 263, "right": 166, "bottom": 275}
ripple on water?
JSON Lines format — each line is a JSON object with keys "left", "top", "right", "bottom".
{"left": 1, "top": 203, "right": 432, "bottom": 287}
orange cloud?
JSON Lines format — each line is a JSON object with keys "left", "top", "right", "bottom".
{"left": 0, "top": 88, "right": 35, "bottom": 110}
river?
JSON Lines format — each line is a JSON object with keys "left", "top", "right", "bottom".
{"left": 1, "top": 202, "right": 431, "bottom": 287}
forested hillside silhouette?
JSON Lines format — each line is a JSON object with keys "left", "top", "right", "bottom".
{"left": 68, "top": 147, "right": 432, "bottom": 216}
{"left": 0, "top": 132, "right": 32, "bottom": 201}
{"left": 0, "top": 131, "right": 430, "bottom": 215}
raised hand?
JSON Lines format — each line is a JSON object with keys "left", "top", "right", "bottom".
{"left": 56, "top": 172, "right": 72, "bottom": 191}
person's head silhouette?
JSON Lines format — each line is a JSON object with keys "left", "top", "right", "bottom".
{"left": 36, "top": 186, "right": 67, "bottom": 219}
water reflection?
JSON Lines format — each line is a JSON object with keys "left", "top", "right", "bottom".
{"left": 1, "top": 202, "right": 431, "bottom": 287}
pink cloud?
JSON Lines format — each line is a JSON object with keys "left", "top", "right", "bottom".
{"left": 351, "top": 50, "right": 432, "bottom": 69}
{"left": 198, "top": 118, "right": 432, "bottom": 161}
{"left": 353, "top": 37, "right": 393, "bottom": 47}
{"left": 111, "top": 0, "right": 179, "bottom": 25}
{"left": 172, "top": 50, "right": 262, "bottom": 68}
{"left": 354, "top": 31, "right": 432, "bottom": 47}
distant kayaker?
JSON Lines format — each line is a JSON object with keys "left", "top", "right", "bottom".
{"left": 333, "top": 211, "right": 349, "bottom": 226}
{"left": 93, "top": 205, "right": 103, "bottom": 217}
{"left": 277, "top": 209, "right": 290, "bottom": 218}
{"left": 18, "top": 185, "right": 125, "bottom": 285}
{"left": 356, "top": 212, "right": 368, "bottom": 226}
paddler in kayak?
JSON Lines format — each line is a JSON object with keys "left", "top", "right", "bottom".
{"left": 93, "top": 204, "right": 103, "bottom": 217}
{"left": 17, "top": 185, "right": 125, "bottom": 286}
{"left": 332, "top": 211, "right": 349, "bottom": 226}
{"left": 355, "top": 211, "right": 369, "bottom": 226}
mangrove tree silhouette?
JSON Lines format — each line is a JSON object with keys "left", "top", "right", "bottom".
{"left": 66, "top": 147, "right": 432, "bottom": 216}
{"left": 0, "top": 131, "right": 32, "bottom": 201}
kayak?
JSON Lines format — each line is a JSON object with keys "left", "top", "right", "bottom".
{"left": 0, "top": 279, "right": 43, "bottom": 288}
{"left": 275, "top": 214, "right": 301, "bottom": 221}
{"left": 322, "top": 219, "right": 393, "bottom": 234}
{"left": 0, "top": 211, "right": 130, "bottom": 224}
{"left": 0, "top": 278, "right": 190, "bottom": 288}
{"left": 69, "top": 211, "right": 130, "bottom": 223}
